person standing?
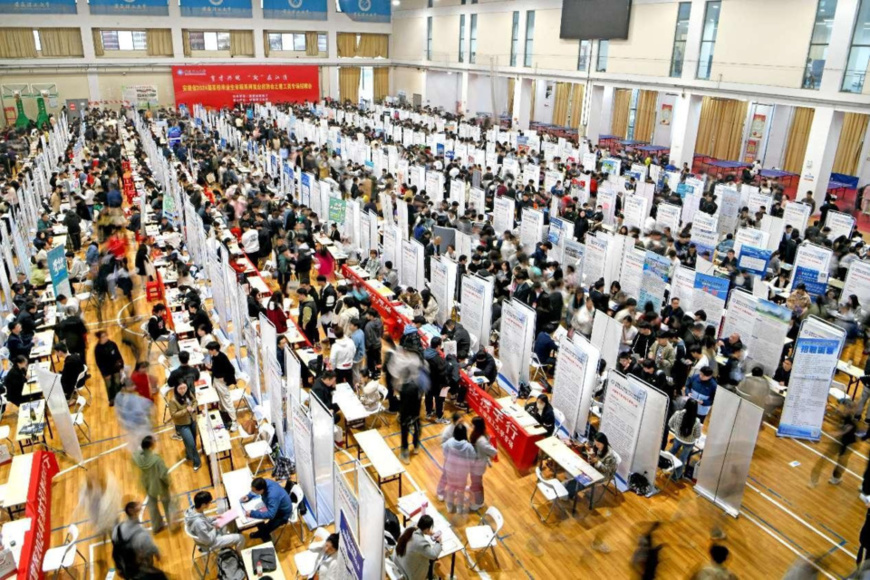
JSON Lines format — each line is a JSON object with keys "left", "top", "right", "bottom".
{"left": 112, "top": 501, "right": 166, "bottom": 580}
{"left": 205, "top": 342, "right": 239, "bottom": 431}
{"left": 94, "top": 330, "right": 125, "bottom": 406}
{"left": 469, "top": 417, "right": 498, "bottom": 510}
{"left": 395, "top": 350, "right": 424, "bottom": 465}
{"left": 132, "top": 436, "right": 174, "bottom": 533}
{"left": 363, "top": 309, "right": 383, "bottom": 379}
{"left": 168, "top": 382, "right": 202, "bottom": 471}
{"left": 423, "top": 337, "right": 449, "bottom": 424}
{"left": 811, "top": 399, "right": 858, "bottom": 486}
{"left": 441, "top": 423, "right": 476, "bottom": 513}
{"left": 667, "top": 399, "right": 702, "bottom": 479}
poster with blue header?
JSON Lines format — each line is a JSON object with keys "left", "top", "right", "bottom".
{"left": 263, "top": 0, "right": 326, "bottom": 19}
{"left": 737, "top": 245, "right": 771, "bottom": 277}
{"left": 180, "top": 0, "right": 251, "bottom": 17}
{"left": 89, "top": 0, "right": 168, "bottom": 15}
{"left": 47, "top": 245, "right": 72, "bottom": 299}
{"left": 793, "top": 266, "right": 827, "bottom": 296}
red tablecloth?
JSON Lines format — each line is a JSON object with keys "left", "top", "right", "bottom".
{"left": 341, "top": 265, "right": 408, "bottom": 341}
{"left": 463, "top": 372, "right": 543, "bottom": 472}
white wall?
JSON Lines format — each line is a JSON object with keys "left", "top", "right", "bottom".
{"left": 467, "top": 73, "right": 508, "bottom": 116}
{"left": 532, "top": 79, "right": 554, "bottom": 124}
{"left": 425, "top": 70, "right": 460, "bottom": 112}
{"left": 607, "top": 1, "right": 678, "bottom": 77}
{"left": 652, "top": 92, "right": 676, "bottom": 147}
{"left": 764, "top": 104, "right": 793, "bottom": 169}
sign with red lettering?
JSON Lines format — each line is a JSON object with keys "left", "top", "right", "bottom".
{"left": 19, "top": 451, "right": 59, "bottom": 580}
{"left": 172, "top": 65, "right": 319, "bottom": 109}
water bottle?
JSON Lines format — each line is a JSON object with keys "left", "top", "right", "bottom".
{"left": 256, "top": 560, "right": 263, "bottom": 577}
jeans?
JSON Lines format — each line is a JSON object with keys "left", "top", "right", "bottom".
{"left": 104, "top": 372, "right": 123, "bottom": 405}
{"left": 425, "top": 388, "right": 445, "bottom": 418}
{"left": 176, "top": 423, "right": 201, "bottom": 468}
{"left": 668, "top": 439, "right": 694, "bottom": 479}
{"left": 400, "top": 416, "right": 420, "bottom": 454}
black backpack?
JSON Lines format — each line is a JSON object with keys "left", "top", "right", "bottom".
{"left": 111, "top": 525, "right": 141, "bottom": 579}
{"left": 216, "top": 548, "right": 246, "bottom": 580}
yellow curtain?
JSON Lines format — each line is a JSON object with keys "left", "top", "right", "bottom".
{"left": 92, "top": 28, "right": 104, "bottom": 57}
{"left": 833, "top": 113, "right": 869, "bottom": 176}
{"left": 337, "top": 33, "right": 357, "bottom": 58}
{"left": 507, "top": 78, "right": 515, "bottom": 118}
{"left": 634, "top": 90, "right": 658, "bottom": 143}
{"left": 696, "top": 97, "right": 748, "bottom": 160}
{"left": 146, "top": 29, "right": 173, "bottom": 57}
{"left": 568, "top": 83, "right": 585, "bottom": 129}
{"left": 339, "top": 66, "right": 361, "bottom": 104}
{"left": 529, "top": 80, "right": 537, "bottom": 122}
{"left": 551, "top": 82, "right": 570, "bottom": 127}
{"left": 305, "top": 32, "right": 319, "bottom": 56}
{"left": 38, "top": 28, "right": 83, "bottom": 57}
{"left": 181, "top": 30, "right": 191, "bottom": 57}
{"left": 356, "top": 34, "right": 388, "bottom": 58}
{"left": 0, "top": 28, "right": 37, "bottom": 58}
{"left": 611, "top": 89, "right": 631, "bottom": 139}
{"left": 229, "top": 31, "right": 254, "bottom": 57}
{"left": 782, "top": 107, "right": 814, "bottom": 174}
{"left": 374, "top": 68, "right": 389, "bottom": 103}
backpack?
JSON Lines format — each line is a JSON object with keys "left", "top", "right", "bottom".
{"left": 384, "top": 508, "right": 401, "bottom": 545}
{"left": 629, "top": 472, "right": 651, "bottom": 497}
{"left": 111, "top": 524, "right": 141, "bottom": 579}
{"left": 216, "top": 549, "right": 246, "bottom": 580}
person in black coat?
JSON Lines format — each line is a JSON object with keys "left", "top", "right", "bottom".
{"left": 311, "top": 370, "right": 338, "bottom": 412}
{"left": 93, "top": 330, "right": 125, "bottom": 406}
{"left": 441, "top": 319, "right": 471, "bottom": 360}
{"left": 54, "top": 344, "right": 85, "bottom": 399}
{"left": 57, "top": 313, "right": 87, "bottom": 359}
{"left": 471, "top": 350, "right": 497, "bottom": 384}
{"left": 187, "top": 303, "right": 213, "bottom": 334}
{"left": 3, "top": 356, "right": 29, "bottom": 407}
{"left": 525, "top": 394, "right": 556, "bottom": 436}
{"left": 6, "top": 321, "right": 33, "bottom": 360}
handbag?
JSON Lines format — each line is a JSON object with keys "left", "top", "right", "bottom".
{"left": 251, "top": 547, "right": 277, "bottom": 572}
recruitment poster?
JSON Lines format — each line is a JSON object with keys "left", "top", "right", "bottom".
{"left": 600, "top": 371, "right": 646, "bottom": 482}
{"left": 778, "top": 337, "right": 843, "bottom": 440}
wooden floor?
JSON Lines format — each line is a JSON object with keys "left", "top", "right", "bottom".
{"left": 5, "top": 262, "right": 870, "bottom": 580}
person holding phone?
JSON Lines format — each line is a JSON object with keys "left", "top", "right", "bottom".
{"left": 394, "top": 515, "right": 443, "bottom": 580}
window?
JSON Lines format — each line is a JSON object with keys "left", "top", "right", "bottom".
{"left": 627, "top": 89, "right": 639, "bottom": 140}
{"left": 842, "top": 0, "right": 870, "bottom": 92}
{"left": 470, "top": 14, "right": 477, "bottom": 63}
{"left": 33, "top": 30, "right": 41, "bottom": 52}
{"left": 577, "top": 39, "right": 590, "bottom": 71}
{"left": 426, "top": 17, "right": 432, "bottom": 61}
{"left": 267, "top": 33, "right": 308, "bottom": 52}
{"left": 459, "top": 15, "right": 466, "bottom": 63}
{"left": 697, "top": 1, "right": 721, "bottom": 79}
{"left": 471, "top": 0, "right": 477, "bottom": 4}
{"left": 101, "top": 30, "right": 147, "bottom": 51}
{"left": 427, "top": 0, "right": 432, "bottom": 7}
{"left": 189, "top": 31, "right": 231, "bottom": 51}
{"left": 596, "top": 40, "right": 609, "bottom": 71}
{"left": 317, "top": 33, "right": 327, "bottom": 53}
{"left": 524, "top": 10, "right": 535, "bottom": 67}
{"left": 670, "top": 2, "right": 692, "bottom": 77}
{"left": 801, "top": 0, "right": 838, "bottom": 89}
{"left": 510, "top": 11, "right": 519, "bottom": 67}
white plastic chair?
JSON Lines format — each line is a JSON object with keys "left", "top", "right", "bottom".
{"left": 244, "top": 422, "right": 275, "bottom": 475}
{"left": 293, "top": 527, "right": 330, "bottom": 579}
{"left": 159, "top": 384, "right": 173, "bottom": 424}
{"left": 71, "top": 396, "right": 90, "bottom": 441}
{"left": 74, "top": 363, "right": 91, "bottom": 397}
{"left": 530, "top": 466, "right": 569, "bottom": 522}
{"left": 367, "top": 386, "right": 390, "bottom": 429}
{"left": 464, "top": 506, "right": 504, "bottom": 571}
{"left": 553, "top": 408, "right": 567, "bottom": 439}
{"left": 42, "top": 524, "right": 88, "bottom": 578}
{"left": 658, "top": 450, "right": 683, "bottom": 490}
{"left": 183, "top": 518, "right": 219, "bottom": 578}
{"left": 274, "top": 482, "right": 307, "bottom": 549}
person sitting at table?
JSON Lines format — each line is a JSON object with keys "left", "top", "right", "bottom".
{"left": 719, "top": 249, "right": 737, "bottom": 270}
{"left": 240, "top": 477, "right": 293, "bottom": 542}
{"left": 205, "top": 342, "right": 238, "bottom": 432}
{"left": 29, "top": 260, "right": 48, "bottom": 289}
{"left": 147, "top": 304, "right": 178, "bottom": 356}
{"left": 312, "top": 370, "right": 339, "bottom": 413}
{"left": 583, "top": 432, "right": 619, "bottom": 486}
{"left": 247, "top": 288, "right": 265, "bottom": 319}
{"left": 717, "top": 332, "right": 744, "bottom": 358}
{"left": 185, "top": 491, "right": 245, "bottom": 553}
{"left": 66, "top": 252, "right": 89, "bottom": 285}
{"left": 361, "top": 249, "right": 381, "bottom": 279}
{"left": 736, "top": 366, "right": 784, "bottom": 417}
{"left": 6, "top": 321, "right": 33, "bottom": 360}
{"left": 382, "top": 260, "right": 399, "bottom": 288}
{"left": 471, "top": 350, "right": 497, "bottom": 384}
{"left": 168, "top": 350, "right": 200, "bottom": 389}
{"left": 441, "top": 319, "right": 471, "bottom": 361}
{"left": 16, "top": 301, "right": 42, "bottom": 340}
{"left": 395, "top": 514, "right": 442, "bottom": 580}
{"left": 525, "top": 394, "right": 556, "bottom": 436}
{"left": 3, "top": 355, "right": 29, "bottom": 407}
{"left": 313, "top": 533, "right": 341, "bottom": 580}
{"left": 187, "top": 301, "right": 213, "bottom": 335}
{"left": 54, "top": 343, "right": 85, "bottom": 400}
{"left": 533, "top": 324, "right": 559, "bottom": 367}
{"left": 773, "top": 357, "right": 792, "bottom": 386}
{"left": 56, "top": 294, "right": 80, "bottom": 319}
{"left": 421, "top": 288, "right": 439, "bottom": 325}
{"left": 265, "top": 291, "right": 288, "bottom": 334}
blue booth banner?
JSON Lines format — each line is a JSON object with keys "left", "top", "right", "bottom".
{"left": 338, "top": 0, "right": 390, "bottom": 23}
{"left": 737, "top": 245, "right": 772, "bottom": 277}
{"left": 0, "top": 0, "right": 76, "bottom": 14}
{"left": 263, "top": 0, "right": 326, "bottom": 20}
{"left": 89, "top": 0, "right": 168, "bottom": 15}
{"left": 180, "top": 0, "right": 251, "bottom": 18}
{"left": 792, "top": 265, "right": 827, "bottom": 296}
{"left": 47, "top": 245, "right": 72, "bottom": 299}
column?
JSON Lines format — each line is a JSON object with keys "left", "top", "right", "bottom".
{"left": 512, "top": 77, "right": 532, "bottom": 131}
{"left": 680, "top": 0, "right": 708, "bottom": 82}
{"left": 762, "top": 105, "right": 793, "bottom": 169}
{"left": 669, "top": 92, "right": 703, "bottom": 169}
{"left": 168, "top": 0, "right": 184, "bottom": 59}
{"left": 600, "top": 86, "right": 614, "bottom": 138}
{"left": 327, "top": 31, "right": 340, "bottom": 101}
{"left": 820, "top": 0, "right": 859, "bottom": 94}
{"left": 584, "top": 84, "right": 604, "bottom": 143}
{"left": 797, "top": 107, "right": 844, "bottom": 201}
{"left": 252, "top": 0, "right": 265, "bottom": 59}
{"left": 459, "top": 71, "right": 469, "bottom": 116}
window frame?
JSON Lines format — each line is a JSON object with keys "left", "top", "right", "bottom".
{"left": 470, "top": 14, "right": 477, "bottom": 64}
{"left": 669, "top": 2, "right": 692, "bottom": 78}
{"left": 426, "top": 16, "right": 433, "bottom": 61}
{"left": 841, "top": 0, "right": 870, "bottom": 92}
{"left": 596, "top": 39, "right": 609, "bottom": 72}
{"left": 459, "top": 14, "right": 465, "bottom": 63}
{"left": 696, "top": 0, "right": 721, "bottom": 80}
{"left": 577, "top": 39, "right": 590, "bottom": 71}
{"left": 189, "top": 31, "right": 230, "bottom": 52}
{"left": 523, "top": 10, "right": 535, "bottom": 67}
{"left": 510, "top": 11, "right": 519, "bottom": 67}
{"left": 101, "top": 29, "right": 148, "bottom": 51}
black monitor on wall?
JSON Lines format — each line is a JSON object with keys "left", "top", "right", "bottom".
{"left": 560, "top": 0, "right": 633, "bottom": 40}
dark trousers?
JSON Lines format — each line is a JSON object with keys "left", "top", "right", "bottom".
{"left": 366, "top": 347, "right": 381, "bottom": 376}
{"left": 69, "top": 232, "right": 82, "bottom": 251}
{"left": 425, "top": 387, "right": 445, "bottom": 418}
{"left": 400, "top": 415, "right": 420, "bottom": 452}
{"left": 861, "top": 456, "right": 870, "bottom": 495}
{"left": 253, "top": 516, "right": 289, "bottom": 540}
{"left": 336, "top": 368, "right": 353, "bottom": 386}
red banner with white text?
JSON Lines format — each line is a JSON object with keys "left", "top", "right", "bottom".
{"left": 172, "top": 65, "right": 319, "bottom": 109}
{"left": 18, "top": 451, "right": 59, "bottom": 580}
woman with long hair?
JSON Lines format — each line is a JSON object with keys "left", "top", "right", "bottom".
{"left": 394, "top": 514, "right": 442, "bottom": 580}
{"left": 469, "top": 417, "right": 498, "bottom": 510}
{"left": 420, "top": 288, "right": 439, "bottom": 324}
{"left": 314, "top": 241, "right": 335, "bottom": 280}
{"left": 168, "top": 381, "right": 201, "bottom": 471}
{"left": 265, "top": 290, "right": 289, "bottom": 334}
{"left": 441, "top": 423, "right": 477, "bottom": 513}
{"left": 667, "top": 398, "right": 702, "bottom": 479}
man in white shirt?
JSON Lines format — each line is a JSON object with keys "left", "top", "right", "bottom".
{"left": 241, "top": 228, "right": 259, "bottom": 256}
{"left": 329, "top": 326, "right": 355, "bottom": 386}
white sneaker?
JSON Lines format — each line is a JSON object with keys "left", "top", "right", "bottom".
{"left": 437, "top": 494, "right": 445, "bottom": 502}
{"left": 829, "top": 476, "right": 842, "bottom": 485}
{"left": 229, "top": 423, "right": 239, "bottom": 432}
{"left": 860, "top": 493, "right": 870, "bottom": 506}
